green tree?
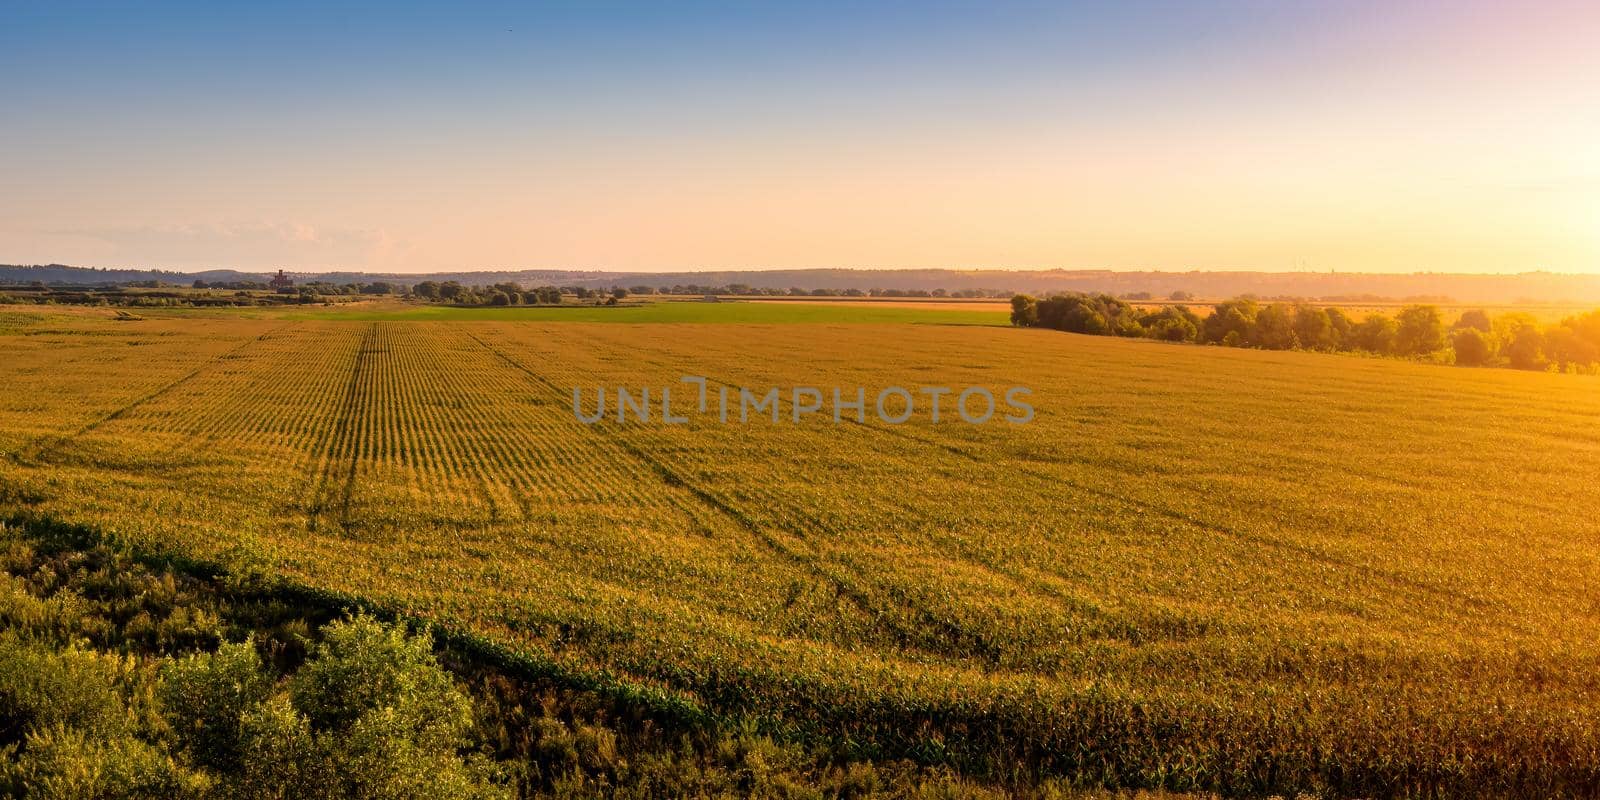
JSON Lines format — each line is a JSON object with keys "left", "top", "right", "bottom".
{"left": 1454, "top": 309, "right": 1492, "bottom": 332}
{"left": 1203, "top": 298, "right": 1258, "bottom": 345}
{"left": 1351, "top": 314, "right": 1398, "bottom": 354}
{"left": 1033, "top": 293, "right": 1138, "bottom": 336}
{"left": 1253, "top": 304, "right": 1297, "bottom": 349}
{"left": 1325, "top": 307, "right": 1354, "bottom": 348}
{"left": 1545, "top": 310, "right": 1600, "bottom": 369}
{"left": 1292, "top": 306, "right": 1336, "bottom": 351}
{"left": 1139, "top": 305, "right": 1200, "bottom": 342}
{"left": 1503, "top": 323, "right": 1545, "bottom": 370}
{"left": 1452, "top": 327, "right": 1492, "bottom": 366}
{"left": 1394, "top": 305, "right": 1446, "bottom": 356}
{"left": 1009, "top": 294, "right": 1038, "bottom": 327}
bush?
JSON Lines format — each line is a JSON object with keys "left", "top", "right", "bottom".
{"left": 290, "top": 616, "right": 472, "bottom": 750}
{"left": 249, "top": 616, "right": 507, "bottom": 800}
{"left": 0, "top": 608, "right": 506, "bottom": 799}
{"left": 0, "top": 635, "right": 129, "bottom": 743}
{"left": 3, "top": 723, "right": 204, "bottom": 800}
{"left": 161, "top": 639, "right": 274, "bottom": 770}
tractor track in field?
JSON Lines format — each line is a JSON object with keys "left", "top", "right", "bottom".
{"left": 672, "top": 369, "right": 1130, "bottom": 644}
{"left": 7, "top": 324, "right": 291, "bottom": 466}
{"left": 472, "top": 331, "right": 1487, "bottom": 645}
{"left": 598, "top": 429, "right": 1007, "bottom": 664}
{"left": 634, "top": 363, "right": 1045, "bottom": 655}
{"left": 858, "top": 417, "right": 1495, "bottom": 613}
{"left": 465, "top": 330, "right": 1007, "bottom": 664}
{"left": 623, "top": 334, "right": 1493, "bottom": 628}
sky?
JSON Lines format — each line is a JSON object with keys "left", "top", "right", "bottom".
{"left": 2, "top": 0, "right": 1597, "bottom": 275}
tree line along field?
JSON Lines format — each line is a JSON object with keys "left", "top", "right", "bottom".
{"left": 3, "top": 305, "right": 1600, "bottom": 795}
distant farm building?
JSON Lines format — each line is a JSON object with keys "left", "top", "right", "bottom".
{"left": 269, "top": 270, "right": 294, "bottom": 290}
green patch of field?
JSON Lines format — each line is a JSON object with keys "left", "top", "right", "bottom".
{"left": 265, "top": 299, "right": 1009, "bottom": 325}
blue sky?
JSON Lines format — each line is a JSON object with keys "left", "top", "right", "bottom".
{"left": 3, "top": 1, "right": 1597, "bottom": 273}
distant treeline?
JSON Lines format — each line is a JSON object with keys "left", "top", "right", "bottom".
{"left": 0, "top": 278, "right": 1015, "bottom": 309}
{"left": 1011, "top": 293, "right": 1600, "bottom": 373}
{"left": 404, "top": 281, "right": 1015, "bottom": 307}
{"left": 0, "top": 281, "right": 395, "bottom": 308}
{"left": 411, "top": 282, "right": 639, "bottom": 306}
{"left": 196, "top": 279, "right": 404, "bottom": 295}
{"left": 615, "top": 284, "right": 1009, "bottom": 298}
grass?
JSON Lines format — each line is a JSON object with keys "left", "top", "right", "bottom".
{"left": 2, "top": 305, "right": 1599, "bottom": 796}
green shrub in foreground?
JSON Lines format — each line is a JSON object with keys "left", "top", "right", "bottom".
{"left": 0, "top": 610, "right": 509, "bottom": 800}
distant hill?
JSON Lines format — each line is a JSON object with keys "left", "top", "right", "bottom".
{"left": 6, "top": 263, "right": 1600, "bottom": 304}
{"left": 0, "top": 264, "right": 261, "bottom": 286}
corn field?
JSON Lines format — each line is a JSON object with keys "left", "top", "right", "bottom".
{"left": 3, "top": 306, "right": 1600, "bottom": 796}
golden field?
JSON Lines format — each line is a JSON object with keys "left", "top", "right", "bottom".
{"left": 2, "top": 305, "right": 1599, "bottom": 795}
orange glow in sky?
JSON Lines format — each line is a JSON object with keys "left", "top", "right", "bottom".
{"left": 2, "top": 2, "right": 1597, "bottom": 274}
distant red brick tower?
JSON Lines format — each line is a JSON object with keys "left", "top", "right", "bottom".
{"left": 269, "top": 269, "right": 294, "bottom": 290}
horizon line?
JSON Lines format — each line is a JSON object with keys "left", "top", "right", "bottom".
{"left": 7, "top": 263, "right": 1596, "bottom": 279}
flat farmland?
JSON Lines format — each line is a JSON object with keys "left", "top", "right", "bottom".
{"left": 3, "top": 306, "right": 1600, "bottom": 794}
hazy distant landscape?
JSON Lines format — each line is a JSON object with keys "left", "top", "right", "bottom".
{"left": 9, "top": 263, "right": 1600, "bottom": 304}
